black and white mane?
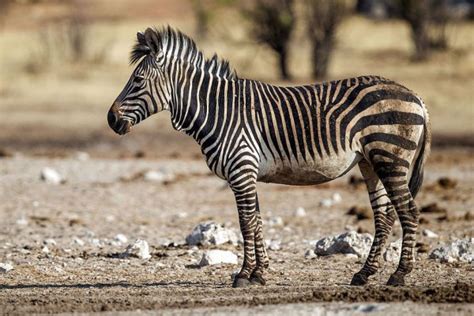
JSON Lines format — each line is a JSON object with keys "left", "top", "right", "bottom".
{"left": 130, "top": 26, "right": 237, "bottom": 80}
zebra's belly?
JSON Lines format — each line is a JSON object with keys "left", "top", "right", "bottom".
{"left": 257, "top": 152, "right": 362, "bottom": 185}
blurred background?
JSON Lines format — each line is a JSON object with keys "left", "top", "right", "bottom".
{"left": 0, "top": 0, "right": 472, "bottom": 159}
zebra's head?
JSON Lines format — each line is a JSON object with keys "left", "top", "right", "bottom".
{"left": 108, "top": 29, "right": 171, "bottom": 135}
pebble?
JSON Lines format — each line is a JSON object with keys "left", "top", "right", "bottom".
{"left": 40, "top": 167, "right": 64, "bottom": 184}
{"left": 315, "top": 231, "right": 373, "bottom": 259}
{"left": 429, "top": 238, "right": 473, "bottom": 263}
{"left": 265, "top": 239, "right": 281, "bottom": 251}
{"left": 422, "top": 229, "right": 439, "bottom": 238}
{"left": 304, "top": 249, "right": 317, "bottom": 259}
{"left": 294, "top": 207, "right": 306, "bottom": 217}
{"left": 16, "top": 217, "right": 28, "bottom": 226}
{"left": 383, "top": 239, "right": 402, "bottom": 263}
{"left": 186, "top": 222, "right": 240, "bottom": 246}
{"left": 114, "top": 234, "right": 128, "bottom": 244}
{"left": 143, "top": 170, "right": 175, "bottom": 183}
{"left": 122, "top": 239, "right": 151, "bottom": 260}
{"left": 268, "top": 216, "right": 284, "bottom": 226}
{"left": 199, "top": 250, "right": 238, "bottom": 266}
{"left": 43, "top": 238, "right": 57, "bottom": 246}
{"left": 0, "top": 263, "right": 13, "bottom": 273}
{"left": 73, "top": 238, "right": 85, "bottom": 246}
{"left": 74, "top": 151, "right": 90, "bottom": 161}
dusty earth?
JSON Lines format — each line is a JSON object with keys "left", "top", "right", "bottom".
{"left": 0, "top": 146, "right": 473, "bottom": 314}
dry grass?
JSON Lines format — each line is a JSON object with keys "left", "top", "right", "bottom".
{"left": 0, "top": 1, "right": 472, "bottom": 156}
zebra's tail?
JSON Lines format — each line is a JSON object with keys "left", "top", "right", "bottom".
{"left": 409, "top": 102, "right": 431, "bottom": 199}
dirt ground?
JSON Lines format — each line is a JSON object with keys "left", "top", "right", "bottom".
{"left": 0, "top": 147, "right": 472, "bottom": 314}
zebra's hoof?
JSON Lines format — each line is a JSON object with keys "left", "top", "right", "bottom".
{"left": 249, "top": 274, "right": 266, "bottom": 286}
{"left": 387, "top": 273, "right": 405, "bottom": 286}
{"left": 232, "top": 277, "right": 251, "bottom": 288}
{"left": 350, "top": 273, "right": 368, "bottom": 286}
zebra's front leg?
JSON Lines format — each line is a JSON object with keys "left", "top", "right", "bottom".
{"left": 229, "top": 174, "right": 265, "bottom": 288}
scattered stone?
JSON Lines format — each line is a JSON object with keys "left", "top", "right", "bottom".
{"left": 0, "top": 263, "right": 13, "bottom": 273}
{"left": 304, "top": 249, "right": 317, "bottom": 259}
{"left": 464, "top": 211, "right": 473, "bottom": 221}
{"left": 319, "top": 199, "right": 333, "bottom": 207}
{"left": 268, "top": 216, "right": 284, "bottom": 227}
{"left": 383, "top": 239, "right": 402, "bottom": 263}
{"left": 429, "top": 238, "right": 474, "bottom": 263}
{"left": 314, "top": 231, "right": 373, "bottom": 259}
{"left": 73, "top": 238, "right": 85, "bottom": 246}
{"left": 143, "top": 170, "right": 175, "bottom": 183}
{"left": 16, "top": 217, "right": 28, "bottom": 226}
{"left": 122, "top": 239, "right": 151, "bottom": 260}
{"left": 265, "top": 239, "right": 281, "bottom": 251}
{"left": 437, "top": 177, "right": 457, "bottom": 189}
{"left": 186, "top": 222, "right": 240, "bottom": 246}
{"left": 422, "top": 229, "right": 439, "bottom": 238}
{"left": 43, "top": 238, "right": 57, "bottom": 246}
{"left": 114, "top": 234, "right": 128, "bottom": 244}
{"left": 41, "top": 246, "right": 50, "bottom": 254}
{"left": 347, "top": 206, "right": 373, "bottom": 220}
{"left": 420, "top": 203, "right": 447, "bottom": 214}
{"left": 74, "top": 151, "right": 90, "bottom": 161}
{"left": 294, "top": 207, "right": 306, "bottom": 217}
{"left": 40, "top": 167, "right": 64, "bottom": 185}
{"left": 332, "top": 193, "right": 342, "bottom": 203}
{"left": 199, "top": 250, "right": 238, "bottom": 266}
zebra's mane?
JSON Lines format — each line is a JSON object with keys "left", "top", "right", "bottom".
{"left": 130, "top": 26, "right": 237, "bottom": 80}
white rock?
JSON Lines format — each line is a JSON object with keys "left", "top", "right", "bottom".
{"left": 383, "top": 239, "right": 402, "bottom": 263}
{"left": 186, "top": 222, "right": 240, "bottom": 246}
{"left": 143, "top": 170, "right": 175, "bottom": 183}
{"left": 305, "top": 249, "right": 317, "bottom": 259}
{"left": 199, "top": 250, "right": 238, "bottom": 266}
{"left": 319, "top": 199, "right": 333, "bottom": 207}
{"left": 42, "top": 245, "right": 50, "bottom": 253}
{"left": 122, "top": 239, "right": 151, "bottom": 260}
{"left": 0, "top": 263, "right": 13, "bottom": 273}
{"left": 73, "top": 238, "right": 85, "bottom": 246}
{"left": 40, "top": 167, "right": 64, "bottom": 184}
{"left": 90, "top": 238, "right": 102, "bottom": 247}
{"left": 16, "top": 217, "right": 28, "bottom": 226}
{"left": 422, "top": 229, "right": 439, "bottom": 238}
{"left": 43, "top": 238, "right": 57, "bottom": 246}
{"left": 75, "top": 151, "right": 90, "bottom": 161}
{"left": 114, "top": 234, "right": 128, "bottom": 244}
{"left": 315, "top": 231, "right": 373, "bottom": 259}
{"left": 332, "top": 193, "right": 342, "bottom": 203}
{"left": 268, "top": 216, "right": 284, "bottom": 227}
{"left": 429, "top": 238, "right": 474, "bottom": 263}
{"left": 294, "top": 207, "right": 306, "bottom": 217}
{"left": 265, "top": 239, "right": 281, "bottom": 251}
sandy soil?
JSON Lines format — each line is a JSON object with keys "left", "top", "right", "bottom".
{"left": 0, "top": 148, "right": 472, "bottom": 314}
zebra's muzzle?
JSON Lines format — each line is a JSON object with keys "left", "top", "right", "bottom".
{"left": 108, "top": 103, "right": 132, "bottom": 135}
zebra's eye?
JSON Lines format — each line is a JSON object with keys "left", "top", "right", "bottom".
{"left": 135, "top": 76, "right": 145, "bottom": 84}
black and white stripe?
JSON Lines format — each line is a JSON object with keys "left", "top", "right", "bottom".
{"left": 108, "top": 27, "right": 431, "bottom": 287}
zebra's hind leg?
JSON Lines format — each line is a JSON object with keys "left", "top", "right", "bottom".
{"left": 351, "top": 159, "right": 396, "bottom": 286}
{"left": 372, "top": 159, "right": 419, "bottom": 286}
{"left": 249, "top": 194, "right": 269, "bottom": 286}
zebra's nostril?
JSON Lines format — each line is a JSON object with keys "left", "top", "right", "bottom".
{"left": 107, "top": 110, "right": 117, "bottom": 128}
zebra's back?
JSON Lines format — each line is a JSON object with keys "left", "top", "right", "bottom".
{"left": 240, "top": 75, "right": 428, "bottom": 185}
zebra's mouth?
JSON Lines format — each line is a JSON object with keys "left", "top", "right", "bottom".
{"left": 114, "top": 119, "right": 132, "bottom": 135}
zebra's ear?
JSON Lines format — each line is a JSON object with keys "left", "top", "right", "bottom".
{"left": 144, "top": 27, "right": 159, "bottom": 55}
{"left": 137, "top": 31, "right": 146, "bottom": 46}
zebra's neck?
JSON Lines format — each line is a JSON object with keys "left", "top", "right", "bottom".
{"left": 166, "top": 60, "right": 238, "bottom": 146}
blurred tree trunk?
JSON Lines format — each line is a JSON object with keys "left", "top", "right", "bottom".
{"left": 244, "top": 0, "right": 295, "bottom": 80}
{"left": 306, "top": 0, "right": 348, "bottom": 79}
{"left": 399, "top": 0, "right": 431, "bottom": 60}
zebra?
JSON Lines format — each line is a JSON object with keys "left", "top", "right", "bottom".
{"left": 107, "top": 26, "right": 431, "bottom": 288}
